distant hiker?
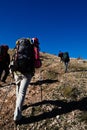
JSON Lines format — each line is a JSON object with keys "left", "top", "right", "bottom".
{"left": 58, "top": 51, "right": 64, "bottom": 62}
{"left": 10, "top": 37, "right": 41, "bottom": 124}
{"left": 0, "top": 45, "right": 10, "bottom": 82}
{"left": 58, "top": 51, "right": 70, "bottom": 73}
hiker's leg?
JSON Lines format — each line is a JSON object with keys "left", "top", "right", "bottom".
{"left": 14, "top": 73, "right": 21, "bottom": 97}
{"left": 14, "top": 73, "right": 21, "bottom": 120}
{"left": 0, "top": 63, "right": 4, "bottom": 80}
{"left": 64, "top": 62, "right": 68, "bottom": 73}
{"left": 0, "top": 69, "right": 3, "bottom": 80}
{"left": 1, "top": 67, "right": 9, "bottom": 82}
{"left": 64, "top": 62, "right": 67, "bottom": 72}
{"left": 14, "top": 74, "right": 32, "bottom": 121}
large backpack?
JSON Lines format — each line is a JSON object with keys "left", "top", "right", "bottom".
{"left": 31, "top": 37, "right": 42, "bottom": 68}
{"left": 33, "top": 44, "right": 42, "bottom": 68}
{"left": 62, "top": 52, "right": 70, "bottom": 62}
{"left": 13, "top": 38, "right": 35, "bottom": 74}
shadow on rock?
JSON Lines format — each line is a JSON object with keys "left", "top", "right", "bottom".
{"left": 20, "top": 97, "right": 87, "bottom": 125}
{"left": 30, "top": 79, "right": 59, "bottom": 85}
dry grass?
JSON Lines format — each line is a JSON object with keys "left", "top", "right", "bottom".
{"left": 0, "top": 51, "right": 87, "bottom": 129}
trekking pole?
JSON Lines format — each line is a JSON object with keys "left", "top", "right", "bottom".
{"left": 39, "top": 70, "right": 43, "bottom": 101}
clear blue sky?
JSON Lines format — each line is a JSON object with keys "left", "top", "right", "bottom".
{"left": 0, "top": 0, "right": 87, "bottom": 59}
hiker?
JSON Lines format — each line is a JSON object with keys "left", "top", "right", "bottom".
{"left": 58, "top": 51, "right": 64, "bottom": 62}
{"left": 58, "top": 51, "right": 70, "bottom": 73}
{"left": 0, "top": 45, "right": 10, "bottom": 82}
{"left": 10, "top": 37, "right": 41, "bottom": 124}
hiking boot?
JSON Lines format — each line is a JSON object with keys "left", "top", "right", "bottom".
{"left": 14, "top": 120, "right": 20, "bottom": 125}
{"left": 1, "top": 79, "right": 6, "bottom": 83}
{"left": 14, "top": 116, "right": 25, "bottom": 125}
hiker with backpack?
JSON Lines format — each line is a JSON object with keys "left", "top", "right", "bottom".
{"left": 0, "top": 45, "right": 10, "bottom": 83}
{"left": 58, "top": 51, "right": 70, "bottom": 73}
{"left": 10, "top": 37, "right": 41, "bottom": 124}
{"left": 58, "top": 51, "right": 64, "bottom": 62}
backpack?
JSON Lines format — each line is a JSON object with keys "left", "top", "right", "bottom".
{"left": 58, "top": 52, "right": 64, "bottom": 61}
{"left": 13, "top": 38, "right": 35, "bottom": 74}
{"left": 33, "top": 44, "right": 42, "bottom": 68}
{"left": 62, "top": 52, "right": 70, "bottom": 62}
{"left": 58, "top": 52, "right": 63, "bottom": 58}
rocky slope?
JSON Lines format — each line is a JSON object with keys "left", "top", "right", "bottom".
{"left": 0, "top": 51, "right": 87, "bottom": 130}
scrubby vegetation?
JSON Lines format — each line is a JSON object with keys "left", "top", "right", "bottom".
{"left": 0, "top": 51, "right": 87, "bottom": 129}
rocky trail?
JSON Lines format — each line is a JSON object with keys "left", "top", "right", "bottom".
{"left": 0, "top": 52, "right": 87, "bottom": 130}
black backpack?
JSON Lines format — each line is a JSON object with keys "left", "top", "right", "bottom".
{"left": 62, "top": 52, "right": 70, "bottom": 62}
{"left": 13, "top": 38, "right": 35, "bottom": 74}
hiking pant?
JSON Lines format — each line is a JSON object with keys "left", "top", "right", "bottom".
{"left": 1, "top": 66, "right": 9, "bottom": 82}
{"left": 0, "top": 62, "right": 4, "bottom": 80}
{"left": 13, "top": 72, "right": 32, "bottom": 121}
{"left": 64, "top": 62, "right": 68, "bottom": 73}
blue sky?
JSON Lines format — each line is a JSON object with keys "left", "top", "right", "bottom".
{"left": 0, "top": 0, "right": 87, "bottom": 59}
